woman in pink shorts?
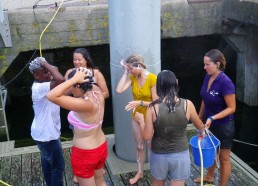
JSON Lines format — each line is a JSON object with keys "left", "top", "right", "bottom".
{"left": 47, "top": 68, "right": 107, "bottom": 186}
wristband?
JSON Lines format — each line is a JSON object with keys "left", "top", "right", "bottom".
{"left": 208, "top": 116, "right": 214, "bottom": 122}
{"left": 140, "top": 101, "right": 144, "bottom": 106}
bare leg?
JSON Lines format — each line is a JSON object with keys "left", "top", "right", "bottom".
{"left": 77, "top": 176, "right": 95, "bottom": 186}
{"left": 129, "top": 120, "right": 145, "bottom": 184}
{"left": 170, "top": 180, "right": 185, "bottom": 186}
{"left": 94, "top": 167, "right": 107, "bottom": 186}
{"left": 152, "top": 177, "right": 165, "bottom": 186}
{"left": 219, "top": 149, "right": 231, "bottom": 186}
{"left": 194, "top": 160, "right": 216, "bottom": 183}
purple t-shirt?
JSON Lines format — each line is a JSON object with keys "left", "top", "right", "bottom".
{"left": 200, "top": 72, "right": 235, "bottom": 125}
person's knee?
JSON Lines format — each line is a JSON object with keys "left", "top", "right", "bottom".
{"left": 136, "top": 142, "right": 144, "bottom": 151}
{"left": 219, "top": 154, "right": 230, "bottom": 165}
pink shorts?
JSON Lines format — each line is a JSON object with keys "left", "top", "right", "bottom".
{"left": 71, "top": 141, "right": 108, "bottom": 178}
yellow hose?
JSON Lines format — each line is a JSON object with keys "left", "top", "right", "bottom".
{"left": 39, "top": 0, "right": 65, "bottom": 57}
{"left": 0, "top": 180, "right": 11, "bottom": 186}
{"left": 198, "top": 138, "right": 204, "bottom": 186}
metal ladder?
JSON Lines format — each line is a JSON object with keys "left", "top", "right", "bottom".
{"left": 0, "top": 84, "right": 10, "bottom": 141}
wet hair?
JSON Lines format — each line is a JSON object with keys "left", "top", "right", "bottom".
{"left": 29, "top": 57, "right": 46, "bottom": 74}
{"left": 150, "top": 70, "right": 179, "bottom": 113}
{"left": 68, "top": 68, "right": 94, "bottom": 93}
{"left": 125, "top": 54, "right": 147, "bottom": 69}
{"left": 205, "top": 49, "right": 226, "bottom": 70}
{"left": 73, "top": 48, "right": 96, "bottom": 69}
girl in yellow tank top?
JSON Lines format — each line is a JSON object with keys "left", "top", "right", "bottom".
{"left": 130, "top": 73, "right": 157, "bottom": 119}
{"left": 116, "top": 54, "right": 158, "bottom": 185}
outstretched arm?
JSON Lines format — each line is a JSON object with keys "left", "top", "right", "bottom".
{"left": 134, "top": 107, "right": 154, "bottom": 140}
{"left": 187, "top": 100, "right": 205, "bottom": 136}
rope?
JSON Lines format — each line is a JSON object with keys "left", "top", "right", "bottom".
{"left": 0, "top": 50, "right": 37, "bottom": 87}
{"left": 38, "top": 0, "right": 65, "bottom": 57}
{"left": 205, "top": 129, "right": 220, "bottom": 183}
{"left": 110, "top": 61, "right": 161, "bottom": 68}
{"left": 0, "top": 180, "right": 11, "bottom": 186}
{"left": 198, "top": 138, "right": 204, "bottom": 186}
{"left": 233, "top": 139, "right": 258, "bottom": 147}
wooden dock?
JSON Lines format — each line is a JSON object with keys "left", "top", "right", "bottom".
{"left": 0, "top": 132, "right": 258, "bottom": 186}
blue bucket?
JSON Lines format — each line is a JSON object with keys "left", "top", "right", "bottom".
{"left": 190, "top": 135, "right": 220, "bottom": 168}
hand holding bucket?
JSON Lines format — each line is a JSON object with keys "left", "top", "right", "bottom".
{"left": 190, "top": 133, "right": 220, "bottom": 168}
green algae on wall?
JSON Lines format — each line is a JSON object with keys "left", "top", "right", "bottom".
{"left": 0, "top": 53, "right": 7, "bottom": 75}
{"left": 68, "top": 20, "right": 80, "bottom": 45}
{"left": 161, "top": 11, "right": 184, "bottom": 37}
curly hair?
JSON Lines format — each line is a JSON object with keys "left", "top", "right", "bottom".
{"left": 68, "top": 68, "right": 94, "bottom": 93}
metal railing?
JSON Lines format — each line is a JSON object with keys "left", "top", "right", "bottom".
{"left": 0, "top": 84, "right": 10, "bottom": 141}
{"left": 0, "top": 1, "right": 12, "bottom": 47}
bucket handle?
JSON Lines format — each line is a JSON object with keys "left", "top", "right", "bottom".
{"left": 205, "top": 129, "right": 221, "bottom": 182}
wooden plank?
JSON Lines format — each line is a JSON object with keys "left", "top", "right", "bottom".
{"left": 0, "top": 156, "right": 11, "bottom": 185}
{"left": 143, "top": 170, "right": 151, "bottom": 185}
{"left": 103, "top": 165, "right": 113, "bottom": 186}
{"left": 120, "top": 171, "right": 149, "bottom": 186}
{"left": 21, "top": 153, "right": 32, "bottom": 186}
{"left": 10, "top": 155, "right": 22, "bottom": 186}
{"left": 135, "top": 173, "right": 149, "bottom": 186}
{"left": 230, "top": 153, "right": 258, "bottom": 186}
{"left": 31, "top": 152, "right": 44, "bottom": 186}
{"left": 228, "top": 169, "right": 247, "bottom": 186}
{"left": 105, "top": 162, "right": 125, "bottom": 186}
{"left": 187, "top": 164, "right": 199, "bottom": 186}
{"left": 63, "top": 148, "right": 76, "bottom": 186}
{"left": 231, "top": 162, "right": 256, "bottom": 186}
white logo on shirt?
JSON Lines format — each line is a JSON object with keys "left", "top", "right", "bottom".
{"left": 210, "top": 90, "right": 218, "bottom": 96}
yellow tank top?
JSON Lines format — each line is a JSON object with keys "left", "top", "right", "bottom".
{"left": 130, "top": 73, "right": 157, "bottom": 119}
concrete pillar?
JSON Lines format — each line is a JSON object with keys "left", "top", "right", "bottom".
{"left": 223, "top": 25, "right": 258, "bottom": 106}
{"left": 108, "top": 0, "right": 161, "bottom": 161}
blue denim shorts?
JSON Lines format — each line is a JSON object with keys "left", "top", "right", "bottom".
{"left": 150, "top": 150, "right": 190, "bottom": 180}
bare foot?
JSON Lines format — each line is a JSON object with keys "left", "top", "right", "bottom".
{"left": 129, "top": 172, "right": 143, "bottom": 185}
{"left": 194, "top": 175, "right": 214, "bottom": 184}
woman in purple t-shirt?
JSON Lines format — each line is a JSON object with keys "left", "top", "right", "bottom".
{"left": 194, "top": 49, "right": 236, "bottom": 186}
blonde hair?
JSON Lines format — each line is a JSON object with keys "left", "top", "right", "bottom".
{"left": 126, "top": 54, "right": 146, "bottom": 69}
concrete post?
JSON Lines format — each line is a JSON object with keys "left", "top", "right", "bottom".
{"left": 108, "top": 0, "right": 161, "bottom": 161}
{"left": 223, "top": 25, "right": 258, "bottom": 106}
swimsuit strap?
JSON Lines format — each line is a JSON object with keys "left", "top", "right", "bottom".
{"left": 91, "top": 91, "right": 103, "bottom": 124}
